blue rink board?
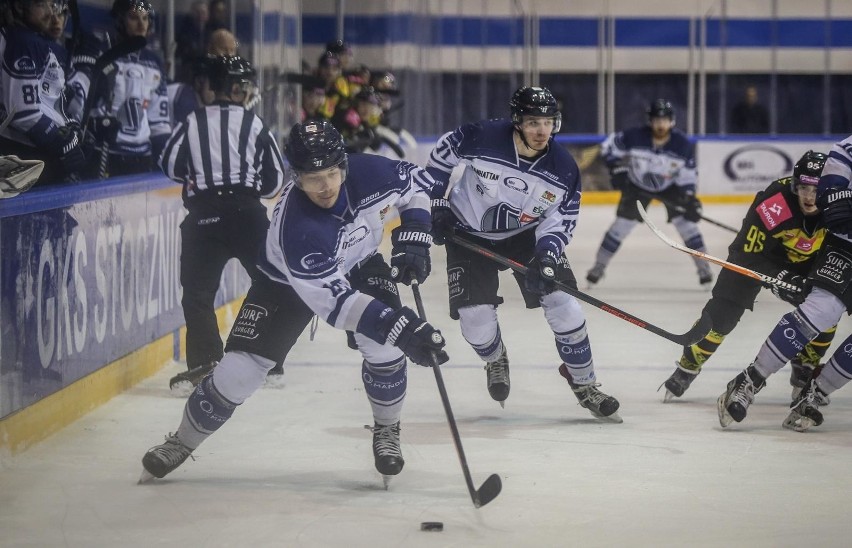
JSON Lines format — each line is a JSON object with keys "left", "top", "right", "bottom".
{"left": 0, "top": 175, "right": 251, "bottom": 419}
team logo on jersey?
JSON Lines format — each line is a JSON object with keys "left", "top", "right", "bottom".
{"left": 475, "top": 183, "right": 486, "bottom": 196}
{"left": 532, "top": 205, "right": 545, "bottom": 215}
{"left": 756, "top": 194, "right": 791, "bottom": 230}
{"left": 300, "top": 252, "right": 335, "bottom": 270}
{"left": 343, "top": 226, "right": 369, "bottom": 249}
{"left": 14, "top": 57, "right": 35, "bottom": 72}
{"left": 504, "top": 177, "right": 529, "bottom": 194}
{"left": 539, "top": 190, "right": 557, "bottom": 204}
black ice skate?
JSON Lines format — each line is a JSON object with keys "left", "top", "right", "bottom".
{"left": 789, "top": 359, "right": 829, "bottom": 404}
{"left": 783, "top": 378, "right": 826, "bottom": 432}
{"left": 265, "top": 363, "right": 285, "bottom": 389}
{"left": 660, "top": 362, "right": 700, "bottom": 402}
{"left": 139, "top": 433, "right": 194, "bottom": 483}
{"left": 559, "top": 364, "right": 622, "bottom": 423}
{"left": 717, "top": 365, "right": 765, "bottom": 427}
{"left": 484, "top": 348, "right": 510, "bottom": 407}
{"left": 698, "top": 264, "right": 713, "bottom": 288}
{"left": 586, "top": 262, "right": 606, "bottom": 287}
{"left": 169, "top": 361, "right": 217, "bottom": 396}
{"left": 366, "top": 422, "right": 404, "bottom": 488}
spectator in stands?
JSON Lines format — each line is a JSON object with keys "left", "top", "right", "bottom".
{"left": 332, "top": 86, "right": 383, "bottom": 153}
{"left": 325, "top": 39, "right": 353, "bottom": 71}
{"left": 207, "top": 27, "right": 237, "bottom": 56}
{"left": 300, "top": 75, "right": 327, "bottom": 122}
{"left": 206, "top": 0, "right": 228, "bottom": 36}
{"left": 730, "top": 85, "right": 769, "bottom": 134}
{"left": 315, "top": 51, "right": 347, "bottom": 119}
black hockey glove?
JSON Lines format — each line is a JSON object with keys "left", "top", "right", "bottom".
{"left": 380, "top": 306, "right": 449, "bottom": 367}
{"left": 609, "top": 165, "right": 629, "bottom": 191}
{"left": 390, "top": 223, "right": 432, "bottom": 285}
{"left": 771, "top": 270, "right": 810, "bottom": 306}
{"left": 57, "top": 124, "right": 86, "bottom": 175}
{"left": 430, "top": 198, "right": 456, "bottom": 245}
{"left": 678, "top": 193, "right": 703, "bottom": 222}
{"left": 525, "top": 246, "right": 560, "bottom": 296}
{"left": 819, "top": 188, "right": 852, "bottom": 236}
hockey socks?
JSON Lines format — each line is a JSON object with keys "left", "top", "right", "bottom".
{"left": 362, "top": 357, "right": 407, "bottom": 424}
{"left": 555, "top": 323, "right": 594, "bottom": 384}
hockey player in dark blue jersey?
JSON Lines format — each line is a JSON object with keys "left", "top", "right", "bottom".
{"left": 586, "top": 99, "right": 713, "bottom": 288}
{"left": 140, "top": 121, "right": 449, "bottom": 484}
{"left": 426, "top": 85, "right": 621, "bottom": 421}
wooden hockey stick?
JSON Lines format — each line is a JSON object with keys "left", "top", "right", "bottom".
{"left": 447, "top": 234, "right": 711, "bottom": 346}
{"left": 410, "top": 281, "right": 502, "bottom": 508}
{"left": 636, "top": 201, "right": 802, "bottom": 293}
{"left": 634, "top": 188, "right": 739, "bottom": 233}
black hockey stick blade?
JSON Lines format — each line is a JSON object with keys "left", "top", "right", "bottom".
{"left": 410, "top": 282, "right": 502, "bottom": 508}
{"left": 447, "top": 234, "right": 710, "bottom": 346}
{"left": 81, "top": 36, "right": 148, "bottom": 135}
{"left": 634, "top": 189, "right": 738, "bottom": 233}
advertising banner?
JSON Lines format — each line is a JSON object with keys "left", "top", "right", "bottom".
{"left": 0, "top": 176, "right": 252, "bottom": 418}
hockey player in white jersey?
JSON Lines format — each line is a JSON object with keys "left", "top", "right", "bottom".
{"left": 586, "top": 99, "right": 712, "bottom": 287}
{"left": 140, "top": 121, "right": 449, "bottom": 482}
{"left": 426, "top": 85, "right": 621, "bottom": 421}
{"left": 717, "top": 133, "right": 852, "bottom": 431}
{"left": 89, "top": 0, "right": 169, "bottom": 176}
{"left": 0, "top": 0, "right": 86, "bottom": 184}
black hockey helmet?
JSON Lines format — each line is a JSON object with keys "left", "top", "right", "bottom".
{"left": 647, "top": 99, "right": 675, "bottom": 122}
{"left": 509, "top": 86, "right": 561, "bottom": 133}
{"left": 325, "top": 39, "right": 352, "bottom": 56}
{"left": 791, "top": 150, "right": 827, "bottom": 194}
{"left": 207, "top": 55, "right": 256, "bottom": 95}
{"left": 110, "top": 0, "right": 152, "bottom": 18}
{"left": 284, "top": 121, "right": 348, "bottom": 178}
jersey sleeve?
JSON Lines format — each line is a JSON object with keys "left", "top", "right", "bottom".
{"left": 395, "top": 161, "right": 435, "bottom": 225}
{"left": 674, "top": 138, "right": 698, "bottom": 193}
{"left": 257, "top": 127, "right": 287, "bottom": 198}
{"left": 819, "top": 137, "right": 852, "bottom": 193}
{"left": 158, "top": 119, "right": 190, "bottom": 183}
{"left": 600, "top": 131, "right": 627, "bottom": 168}
{"left": 535, "top": 179, "right": 581, "bottom": 255}
{"left": 426, "top": 123, "right": 477, "bottom": 198}
{"left": 147, "top": 63, "right": 171, "bottom": 140}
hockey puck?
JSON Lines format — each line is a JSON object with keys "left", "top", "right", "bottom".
{"left": 420, "top": 521, "right": 443, "bottom": 532}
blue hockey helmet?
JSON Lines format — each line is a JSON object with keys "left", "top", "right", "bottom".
{"left": 509, "top": 86, "right": 562, "bottom": 134}
{"left": 284, "top": 121, "right": 348, "bottom": 178}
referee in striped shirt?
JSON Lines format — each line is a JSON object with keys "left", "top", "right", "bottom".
{"left": 159, "top": 54, "right": 286, "bottom": 394}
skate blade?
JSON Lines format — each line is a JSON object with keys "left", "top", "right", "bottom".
{"left": 264, "top": 374, "right": 286, "bottom": 389}
{"left": 662, "top": 389, "right": 679, "bottom": 403}
{"left": 138, "top": 468, "right": 156, "bottom": 484}
{"left": 717, "top": 394, "right": 734, "bottom": 428}
{"left": 498, "top": 400, "right": 505, "bottom": 409}
{"left": 589, "top": 410, "right": 623, "bottom": 423}
{"left": 382, "top": 475, "right": 392, "bottom": 490}
{"left": 169, "top": 380, "right": 195, "bottom": 398}
{"left": 782, "top": 412, "right": 816, "bottom": 432}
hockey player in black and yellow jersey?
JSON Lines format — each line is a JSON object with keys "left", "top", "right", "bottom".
{"left": 662, "top": 150, "right": 835, "bottom": 400}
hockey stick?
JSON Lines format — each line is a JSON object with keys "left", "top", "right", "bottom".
{"left": 80, "top": 35, "right": 147, "bottom": 138}
{"left": 447, "top": 234, "right": 711, "bottom": 346}
{"left": 636, "top": 201, "right": 803, "bottom": 293}
{"left": 410, "top": 281, "right": 502, "bottom": 508}
{"left": 634, "top": 188, "right": 738, "bottom": 233}
{"left": 67, "top": 0, "right": 82, "bottom": 62}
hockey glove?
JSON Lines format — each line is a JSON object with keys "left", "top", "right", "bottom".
{"left": 380, "top": 307, "right": 449, "bottom": 367}
{"left": 57, "top": 125, "right": 86, "bottom": 175}
{"left": 819, "top": 188, "right": 852, "bottom": 236}
{"left": 771, "top": 270, "right": 809, "bottom": 306}
{"left": 71, "top": 31, "right": 106, "bottom": 72}
{"left": 679, "top": 193, "right": 703, "bottom": 222}
{"left": 390, "top": 223, "right": 432, "bottom": 285}
{"left": 430, "top": 198, "right": 456, "bottom": 245}
{"left": 525, "top": 245, "right": 560, "bottom": 296}
{"left": 609, "top": 165, "right": 629, "bottom": 191}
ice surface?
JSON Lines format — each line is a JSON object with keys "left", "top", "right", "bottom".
{"left": 2, "top": 203, "right": 851, "bottom": 547}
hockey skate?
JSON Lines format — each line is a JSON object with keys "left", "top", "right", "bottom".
{"left": 783, "top": 378, "right": 826, "bottom": 432}
{"left": 660, "top": 362, "right": 699, "bottom": 402}
{"left": 484, "top": 348, "right": 510, "bottom": 407}
{"left": 366, "top": 421, "right": 404, "bottom": 488}
{"left": 717, "top": 365, "right": 765, "bottom": 427}
{"left": 139, "top": 433, "right": 194, "bottom": 483}
{"left": 585, "top": 262, "right": 606, "bottom": 288}
{"left": 789, "top": 359, "right": 829, "bottom": 404}
{"left": 265, "top": 363, "right": 285, "bottom": 389}
{"left": 559, "top": 364, "right": 622, "bottom": 423}
{"left": 169, "top": 361, "right": 217, "bottom": 397}
{"left": 698, "top": 264, "right": 713, "bottom": 288}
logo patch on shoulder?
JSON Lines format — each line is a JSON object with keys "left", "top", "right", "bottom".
{"left": 755, "top": 194, "right": 791, "bottom": 230}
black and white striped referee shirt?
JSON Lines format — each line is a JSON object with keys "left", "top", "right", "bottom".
{"left": 159, "top": 101, "right": 287, "bottom": 200}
